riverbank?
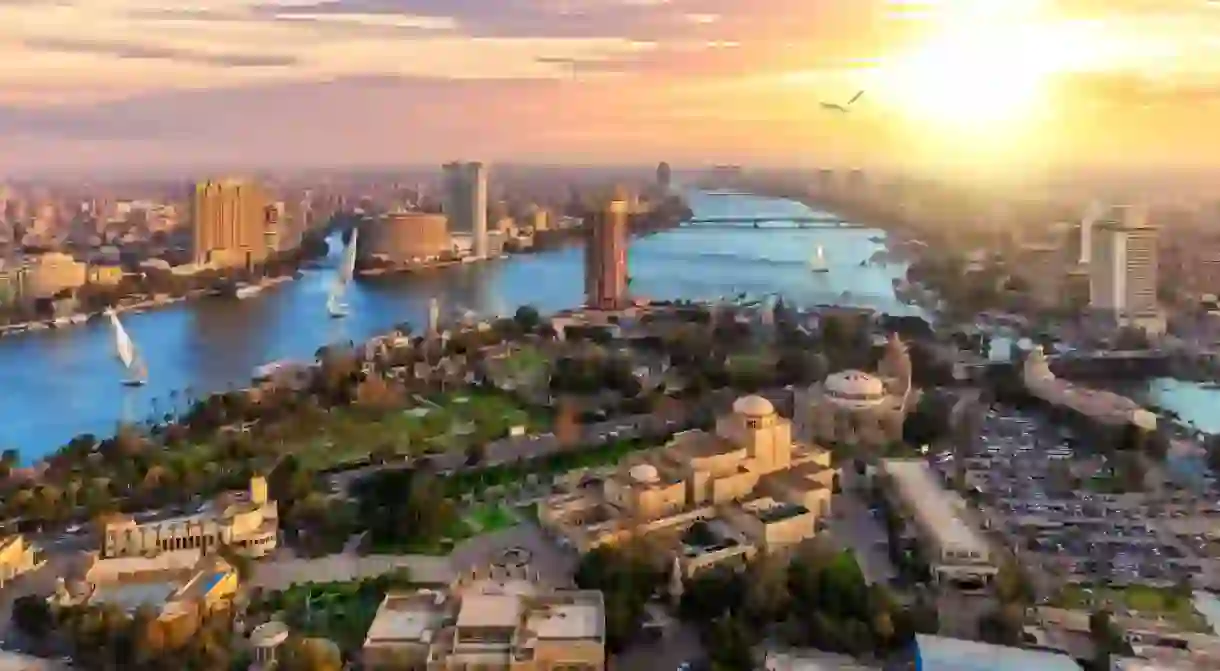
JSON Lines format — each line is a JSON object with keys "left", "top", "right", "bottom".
{"left": 0, "top": 273, "right": 297, "bottom": 339}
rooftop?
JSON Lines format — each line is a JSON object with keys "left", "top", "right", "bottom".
{"left": 744, "top": 497, "right": 810, "bottom": 524}
{"left": 914, "top": 634, "right": 1083, "bottom": 671}
{"left": 457, "top": 594, "right": 524, "bottom": 629}
{"left": 883, "top": 460, "right": 989, "bottom": 558}
{"left": 524, "top": 595, "right": 604, "bottom": 641}
{"left": 365, "top": 592, "right": 448, "bottom": 645}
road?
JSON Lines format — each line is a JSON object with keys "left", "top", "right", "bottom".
{"left": 829, "top": 471, "right": 897, "bottom": 586}
{"left": 329, "top": 412, "right": 692, "bottom": 492}
{"left": 611, "top": 622, "right": 705, "bottom": 671}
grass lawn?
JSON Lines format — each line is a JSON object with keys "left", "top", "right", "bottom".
{"left": 726, "top": 351, "right": 775, "bottom": 376}
{"left": 262, "top": 580, "right": 390, "bottom": 653}
{"left": 500, "top": 345, "right": 550, "bottom": 379}
{"left": 444, "top": 438, "right": 648, "bottom": 496}
{"left": 463, "top": 503, "right": 519, "bottom": 533}
{"left": 291, "top": 390, "right": 548, "bottom": 469}
{"left": 1054, "top": 584, "right": 1210, "bottom": 632}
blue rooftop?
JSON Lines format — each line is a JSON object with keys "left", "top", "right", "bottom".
{"left": 914, "top": 635, "right": 1083, "bottom": 671}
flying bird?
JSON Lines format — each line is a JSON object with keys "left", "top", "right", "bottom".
{"left": 821, "top": 90, "right": 865, "bottom": 113}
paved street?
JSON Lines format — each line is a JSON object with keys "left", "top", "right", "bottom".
{"left": 829, "top": 473, "right": 897, "bottom": 586}
{"left": 449, "top": 523, "right": 577, "bottom": 585}
{"left": 610, "top": 621, "right": 704, "bottom": 671}
{"left": 247, "top": 553, "right": 454, "bottom": 590}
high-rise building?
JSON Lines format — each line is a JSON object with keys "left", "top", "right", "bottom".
{"left": 1089, "top": 205, "right": 1159, "bottom": 325}
{"left": 427, "top": 297, "right": 441, "bottom": 337}
{"left": 1079, "top": 200, "right": 1104, "bottom": 265}
{"left": 584, "top": 186, "right": 629, "bottom": 310}
{"left": 191, "top": 179, "right": 270, "bottom": 268}
{"left": 442, "top": 161, "right": 488, "bottom": 259}
{"left": 656, "top": 161, "right": 672, "bottom": 191}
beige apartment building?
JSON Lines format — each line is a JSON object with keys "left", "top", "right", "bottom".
{"left": 102, "top": 476, "right": 278, "bottom": 559}
{"left": 362, "top": 563, "right": 605, "bottom": 670}
{"left": 0, "top": 535, "right": 45, "bottom": 588}
{"left": 539, "top": 395, "right": 836, "bottom": 577}
{"left": 191, "top": 179, "right": 271, "bottom": 268}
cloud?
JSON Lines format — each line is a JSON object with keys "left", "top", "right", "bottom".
{"left": 20, "top": 37, "right": 299, "bottom": 67}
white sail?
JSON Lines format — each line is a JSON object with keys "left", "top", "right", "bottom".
{"left": 810, "top": 244, "right": 828, "bottom": 271}
{"left": 340, "top": 228, "right": 358, "bottom": 284}
{"left": 108, "top": 310, "right": 147, "bottom": 384}
{"left": 108, "top": 310, "right": 135, "bottom": 370}
{"left": 328, "top": 229, "right": 358, "bottom": 318}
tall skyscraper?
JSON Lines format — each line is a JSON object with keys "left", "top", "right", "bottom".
{"left": 191, "top": 179, "right": 270, "bottom": 268}
{"left": 584, "top": 186, "right": 629, "bottom": 310}
{"left": 656, "top": 162, "right": 672, "bottom": 191}
{"left": 1079, "top": 200, "right": 1104, "bottom": 265}
{"left": 442, "top": 161, "right": 488, "bottom": 259}
{"left": 1089, "top": 205, "right": 1159, "bottom": 324}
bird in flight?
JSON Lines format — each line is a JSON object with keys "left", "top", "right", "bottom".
{"left": 821, "top": 90, "right": 865, "bottom": 113}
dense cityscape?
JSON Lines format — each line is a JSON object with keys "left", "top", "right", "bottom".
{"left": 6, "top": 0, "right": 1220, "bottom": 670}
{"left": 0, "top": 159, "right": 1218, "bottom": 671}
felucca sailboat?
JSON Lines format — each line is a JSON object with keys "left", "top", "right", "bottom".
{"left": 328, "top": 228, "right": 359, "bottom": 319}
{"left": 809, "top": 244, "right": 829, "bottom": 273}
{"left": 107, "top": 309, "right": 147, "bottom": 387}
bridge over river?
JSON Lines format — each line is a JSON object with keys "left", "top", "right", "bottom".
{"left": 681, "top": 214, "right": 859, "bottom": 228}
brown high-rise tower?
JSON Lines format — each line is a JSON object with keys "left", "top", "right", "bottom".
{"left": 584, "top": 186, "right": 629, "bottom": 310}
{"left": 191, "top": 179, "right": 270, "bottom": 268}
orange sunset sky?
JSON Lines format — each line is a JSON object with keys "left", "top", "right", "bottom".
{"left": 2, "top": 0, "right": 1220, "bottom": 174}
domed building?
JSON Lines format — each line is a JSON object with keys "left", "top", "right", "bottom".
{"left": 794, "top": 333, "right": 915, "bottom": 450}
{"left": 540, "top": 394, "right": 837, "bottom": 576}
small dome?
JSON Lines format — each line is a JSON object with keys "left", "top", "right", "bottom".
{"left": 732, "top": 394, "right": 775, "bottom": 417}
{"left": 251, "top": 621, "right": 290, "bottom": 647}
{"left": 629, "top": 464, "right": 660, "bottom": 483}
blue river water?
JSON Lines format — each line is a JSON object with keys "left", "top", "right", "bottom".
{"left": 0, "top": 191, "right": 1214, "bottom": 462}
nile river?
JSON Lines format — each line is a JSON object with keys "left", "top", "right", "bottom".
{"left": 0, "top": 191, "right": 1214, "bottom": 462}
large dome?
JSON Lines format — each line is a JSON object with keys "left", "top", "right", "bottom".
{"left": 733, "top": 394, "right": 775, "bottom": 418}
{"left": 824, "top": 370, "right": 887, "bottom": 409}
{"left": 629, "top": 464, "right": 660, "bottom": 484}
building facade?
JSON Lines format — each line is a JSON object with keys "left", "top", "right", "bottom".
{"left": 539, "top": 395, "right": 835, "bottom": 576}
{"left": 879, "top": 461, "right": 998, "bottom": 588}
{"left": 793, "top": 334, "right": 913, "bottom": 452}
{"left": 361, "top": 211, "right": 451, "bottom": 264}
{"left": 583, "top": 187, "right": 628, "bottom": 311}
{"left": 1089, "top": 206, "right": 1161, "bottom": 331}
{"left": 442, "top": 162, "right": 488, "bottom": 259}
{"left": 362, "top": 563, "right": 606, "bottom": 670}
{"left": 102, "top": 476, "right": 278, "bottom": 559}
{"left": 0, "top": 535, "right": 45, "bottom": 587}
{"left": 23, "top": 252, "right": 87, "bottom": 300}
{"left": 191, "top": 179, "right": 271, "bottom": 268}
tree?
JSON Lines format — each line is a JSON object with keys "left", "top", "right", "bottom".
{"left": 513, "top": 305, "right": 542, "bottom": 332}
{"left": 11, "top": 594, "right": 53, "bottom": 639}
{"left": 280, "top": 637, "right": 342, "bottom": 671}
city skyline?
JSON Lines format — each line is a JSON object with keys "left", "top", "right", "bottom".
{"left": 3, "top": 1, "right": 1220, "bottom": 175}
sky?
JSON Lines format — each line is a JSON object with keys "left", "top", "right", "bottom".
{"left": 3, "top": 0, "right": 1220, "bottom": 175}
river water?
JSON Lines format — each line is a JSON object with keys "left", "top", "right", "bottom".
{"left": 1, "top": 191, "right": 1214, "bottom": 462}
{"left": 0, "top": 192, "right": 919, "bottom": 461}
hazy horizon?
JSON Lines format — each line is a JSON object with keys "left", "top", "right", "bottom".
{"left": 3, "top": 1, "right": 1220, "bottom": 177}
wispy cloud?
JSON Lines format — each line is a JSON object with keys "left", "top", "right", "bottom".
{"left": 21, "top": 37, "right": 299, "bottom": 68}
{"left": 0, "top": 0, "right": 1218, "bottom": 171}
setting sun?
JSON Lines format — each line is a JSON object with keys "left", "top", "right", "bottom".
{"left": 871, "top": 2, "right": 1099, "bottom": 137}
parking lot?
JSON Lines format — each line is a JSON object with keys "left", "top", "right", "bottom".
{"left": 930, "top": 405, "right": 1220, "bottom": 598}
